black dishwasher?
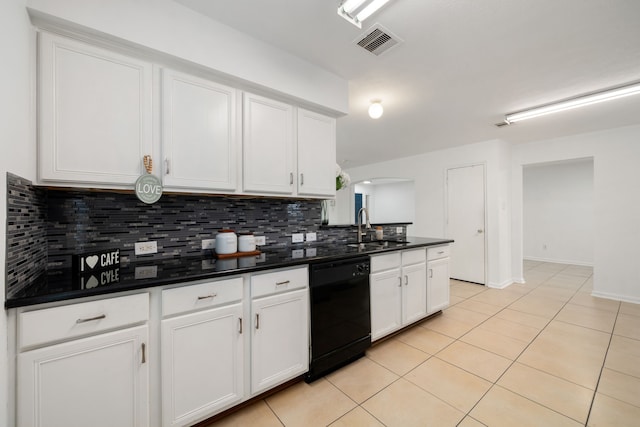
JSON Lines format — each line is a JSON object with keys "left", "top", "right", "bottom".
{"left": 305, "top": 256, "right": 371, "bottom": 382}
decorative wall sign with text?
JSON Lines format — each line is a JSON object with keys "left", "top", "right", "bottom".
{"left": 74, "top": 248, "right": 120, "bottom": 274}
{"left": 135, "top": 155, "right": 163, "bottom": 204}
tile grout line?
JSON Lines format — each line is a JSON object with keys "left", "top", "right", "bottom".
{"left": 451, "top": 266, "right": 599, "bottom": 424}
{"left": 583, "top": 301, "right": 622, "bottom": 426}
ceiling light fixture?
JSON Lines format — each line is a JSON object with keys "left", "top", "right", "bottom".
{"left": 368, "top": 101, "right": 383, "bottom": 119}
{"left": 338, "top": 0, "right": 393, "bottom": 28}
{"left": 503, "top": 81, "right": 640, "bottom": 125}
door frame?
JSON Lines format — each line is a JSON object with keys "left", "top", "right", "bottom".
{"left": 444, "top": 162, "right": 488, "bottom": 286}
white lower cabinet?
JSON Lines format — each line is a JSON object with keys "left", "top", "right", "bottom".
{"left": 370, "top": 249, "right": 427, "bottom": 341}
{"left": 160, "top": 277, "right": 244, "bottom": 427}
{"left": 16, "top": 294, "right": 149, "bottom": 427}
{"left": 427, "top": 245, "right": 451, "bottom": 314}
{"left": 250, "top": 267, "right": 309, "bottom": 395}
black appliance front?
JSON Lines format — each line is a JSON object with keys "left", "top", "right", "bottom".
{"left": 305, "top": 256, "right": 371, "bottom": 382}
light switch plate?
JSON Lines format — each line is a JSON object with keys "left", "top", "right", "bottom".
{"left": 292, "top": 233, "right": 304, "bottom": 243}
{"left": 306, "top": 232, "right": 317, "bottom": 242}
{"left": 135, "top": 241, "right": 157, "bottom": 255}
{"left": 201, "top": 239, "right": 215, "bottom": 250}
{"left": 255, "top": 236, "right": 266, "bottom": 246}
{"left": 396, "top": 227, "right": 403, "bottom": 233}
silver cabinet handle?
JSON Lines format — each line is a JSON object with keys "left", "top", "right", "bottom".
{"left": 255, "top": 313, "right": 260, "bottom": 330}
{"left": 438, "top": 251, "right": 445, "bottom": 254}
{"left": 197, "top": 293, "right": 217, "bottom": 300}
{"left": 165, "top": 158, "right": 170, "bottom": 175}
{"left": 429, "top": 269, "right": 433, "bottom": 278}
{"left": 477, "top": 229, "right": 483, "bottom": 233}
{"left": 238, "top": 317, "right": 243, "bottom": 334}
{"left": 76, "top": 314, "right": 106, "bottom": 324}
{"left": 404, "top": 275, "right": 408, "bottom": 286}
{"left": 141, "top": 343, "right": 146, "bottom": 364}
{"left": 289, "top": 172, "right": 293, "bottom": 185}
{"left": 300, "top": 173, "right": 304, "bottom": 185}
{"left": 398, "top": 277, "right": 402, "bottom": 287}
{"left": 275, "top": 280, "right": 290, "bottom": 286}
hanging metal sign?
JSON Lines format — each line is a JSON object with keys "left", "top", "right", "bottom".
{"left": 135, "top": 155, "right": 163, "bottom": 204}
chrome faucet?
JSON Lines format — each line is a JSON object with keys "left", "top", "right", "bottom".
{"left": 357, "top": 207, "right": 371, "bottom": 244}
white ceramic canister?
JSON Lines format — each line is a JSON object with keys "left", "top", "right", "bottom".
{"left": 238, "top": 232, "right": 256, "bottom": 252}
{"left": 215, "top": 229, "right": 237, "bottom": 254}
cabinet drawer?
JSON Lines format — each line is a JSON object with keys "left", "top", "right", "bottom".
{"left": 371, "top": 252, "right": 401, "bottom": 272}
{"left": 251, "top": 266, "right": 308, "bottom": 298}
{"left": 18, "top": 293, "right": 148, "bottom": 350}
{"left": 427, "top": 245, "right": 450, "bottom": 261}
{"left": 162, "top": 276, "right": 243, "bottom": 317}
{"left": 402, "top": 248, "right": 426, "bottom": 265}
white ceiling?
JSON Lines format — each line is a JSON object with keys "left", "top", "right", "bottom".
{"left": 175, "top": 0, "right": 640, "bottom": 168}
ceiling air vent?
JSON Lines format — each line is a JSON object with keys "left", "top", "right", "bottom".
{"left": 355, "top": 24, "right": 402, "bottom": 56}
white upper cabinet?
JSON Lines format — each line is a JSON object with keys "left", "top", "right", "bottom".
{"left": 38, "top": 32, "right": 153, "bottom": 186}
{"left": 297, "top": 108, "right": 336, "bottom": 198}
{"left": 162, "top": 69, "right": 238, "bottom": 192}
{"left": 242, "top": 92, "right": 295, "bottom": 195}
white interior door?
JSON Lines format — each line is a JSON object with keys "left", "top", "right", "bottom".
{"left": 447, "top": 165, "right": 486, "bottom": 284}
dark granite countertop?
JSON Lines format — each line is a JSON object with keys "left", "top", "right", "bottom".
{"left": 5, "top": 236, "right": 453, "bottom": 309}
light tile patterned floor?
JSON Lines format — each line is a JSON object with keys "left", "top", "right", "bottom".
{"left": 206, "top": 261, "right": 640, "bottom": 427}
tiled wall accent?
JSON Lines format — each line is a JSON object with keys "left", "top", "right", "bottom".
{"left": 5, "top": 173, "right": 48, "bottom": 297}
{"left": 5, "top": 173, "right": 407, "bottom": 298}
{"left": 45, "top": 190, "right": 325, "bottom": 267}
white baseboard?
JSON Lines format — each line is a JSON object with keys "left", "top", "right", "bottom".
{"left": 523, "top": 256, "right": 593, "bottom": 267}
{"left": 591, "top": 290, "right": 640, "bottom": 305}
{"left": 488, "top": 279, "right": 513, "bottom": 289}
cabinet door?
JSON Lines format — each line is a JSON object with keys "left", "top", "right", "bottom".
{"left": 17, "top": 325, "right": 148, "bottom": 427}
{"left": 161, "top": 303, "right": 243, "bottom": 427}
{"left": 162, "top": 69, "right": 237, "bottom": 191}
{"left": 243, "top": 93, "right": 295, "bottom": 194}
{"left": 297, "top": 109, "right": 336, "bottom": 197}
{"left": 402, "top": 262, "right": 428, "bottom": 325}
{"left": 428, "top": 257, "right": 450, "bottom": 314}
{"left": 251, "top": 288, "right": 309, "bottom": 394}
{"left": 38, "top": 32, "right": 153, "bottom": 186}
{"left": 370, "top": 268, "right": 402, "bottom": 341}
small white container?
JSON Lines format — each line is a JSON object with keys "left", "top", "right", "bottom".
{"left": 215, "top": 229, "right": 237, "bottom": 254}
{"left": 238, "top": 233, "right": 256, "bottom": 252}
{"left": 375, "top": 226, "right": 384, "bottom": 240}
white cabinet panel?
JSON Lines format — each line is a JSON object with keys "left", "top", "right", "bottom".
{"left": 38, "top": 32, "right": 153, "bottom": 186}
{"left": 370, "top": 268, "right": 402, "bottom": 341}
{"left": 162, "top": 69, "right": 237, "bottom": 191}
{"left": 428, "top": 256, "right": 450, "bottom": 314}
{"left": 370, "top": 249, "right": 428, "bottom": 341}
{"left": 17, "top": 325, "right": 148, "bottom": 427}
{"left": 242, "top": 93, "right": 294, "bottom": 194}
{"left": 297, "top": 108, "right": 336, "bottom": 197}
{"left": 251, "top": 288, "right": 309, "bottom": 394}
{"left": 161, "top": 303, "right": 243, "bottom": 427}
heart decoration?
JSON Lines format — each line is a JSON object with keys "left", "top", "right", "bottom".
{"left": 85, "top": 275, "right": 99, "bottom": 289}
{"left": 85, "top": 255, "right": 99, "bottom": 269}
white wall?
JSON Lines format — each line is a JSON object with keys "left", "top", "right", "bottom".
{"left": 512, "top": 124, "right": 640, "bottom": 303}
{"left": 1, "top": 1, "right": 35, "bottom": 424}
{"left": 523, "top": 159, "right": 594, "bottom": 266}
{"left": 346, "top": 139, "right": 513, "bottom": 288}
{"left": 370, "top": 181, "right": 415, "bottom": 225}
{"left": 26, "top": 0, "right": 348, "bottom": 114}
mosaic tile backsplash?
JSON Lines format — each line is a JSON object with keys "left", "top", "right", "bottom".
{"left": 5, "top": 173, "right": 407, "bottom": 299}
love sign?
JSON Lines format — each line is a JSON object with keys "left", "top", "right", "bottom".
{"left": 135, "top": 174, "right": 163, "bottom": 204}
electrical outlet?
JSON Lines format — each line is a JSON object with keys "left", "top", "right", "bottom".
{"left": 202, "top": 239, "right": 215, "bottom": 250}
{"left": 135, "top": 241, "right": 157, "bottom": 255}
{"left": 292, "top": 233, "right": 304, "bottom": 243}
{"left": 306, "top": 232, "right": 317, "bottom": 242}
{"left": 255, "top": 236, "right": 266, "bottom": 246}
{"left": 396, "top": 227, "right": 403, "bottom": 233}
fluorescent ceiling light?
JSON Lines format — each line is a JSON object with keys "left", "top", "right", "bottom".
{"left": 504, "top": 81, "right": 640, "bottom": 124}
{"left": 338, "top": 0, "right": 393, "bottom": 28}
